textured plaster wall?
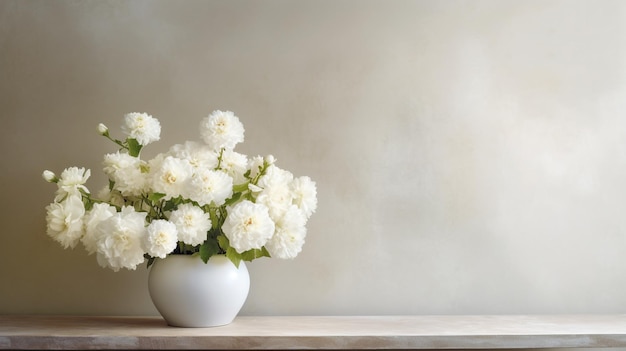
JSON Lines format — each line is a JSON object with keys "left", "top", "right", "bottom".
{"left": 1, "top": 0, "right": 626, "bottom": 316}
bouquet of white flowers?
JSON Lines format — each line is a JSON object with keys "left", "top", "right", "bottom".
{"left": 43, "top": 110, "right": 317, "bottom": 271}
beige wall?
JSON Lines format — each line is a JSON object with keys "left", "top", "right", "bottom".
{"left": 2, "top": 0, "right": 626, "bottom": 315}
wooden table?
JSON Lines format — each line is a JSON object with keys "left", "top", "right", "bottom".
{"left": 1, "top": 315, "right": 626, "bottom": 350}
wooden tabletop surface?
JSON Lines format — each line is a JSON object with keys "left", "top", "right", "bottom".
{"left": 1, "top": 314, "right": 626, "bottom": 350}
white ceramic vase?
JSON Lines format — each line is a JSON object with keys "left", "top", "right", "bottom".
{"left": 148, "top": 254, "right": 250, "bottom": 327}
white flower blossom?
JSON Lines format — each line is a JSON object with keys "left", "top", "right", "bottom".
{"left": 144, "top": 220, "right": 178, "bottom": 258}
{"left": 45, "top": 195, "right": 85, "bottom": 249}
{"left": 219, "top": 149, "right": 248, "bottom": 184}
{"left": 122, "top": 112, "right": 161, "bottom": 146}
{"left": 103, "top": 152, "right": 148, "bottom": 196}
{"left": 247, "top": 155, "right": 275, "bottom": 181}
{"left": 82, "top": 203, "right": 117, "bottom": 254}
{"left": 146, "top": 153, "right": 165, "bottom": 175}
{"left": 97, "top": 123, "right": 109, "bottom": 135}
{"left": 256, "top": 165, "right": 294, "bottom": 220}
{"left": 185, "top": 169, "right": 233, "bottom": 206}
{"left": 265, "top": 205, "right": 307, "bottom": 259}
{"left": 42, "top": 170, "right": 57, "bottom": 183}
{"left": 168, "top": 141, "right": 218, "bottom": 171}
{"left": 247, "top": 156, "right": 265, "bottom": 180}
{"left": 256, "top": 183, "right": 293, "bottom": 221}
{"left": 248, "top": 183, "right": 263, "bottom": 192}
{"left": 150, "top": 156, "right": 193, "bottom": 199}
{"left": 222, "top": 200, "right": 275, "bottom": 253}
{"left": 55, "top": 167, "right": 90, "bottom": 201}
{"left": 265, "top": 154, "right": 276, "bottom": 165}
{"left": 42, "top": 109, "right": 317, "bottom": 271}
{"left": 258, "top": 165, "right": 293, "bottom": 188}
{"left": 169, "top": 203, "right": 211, "bottom": 246}
{"left": 291, "top": 176, "right": 318, "bottom": 220}
{"left": 200, "top": 110, "right": 244, "bottom": 151}
{"left": 103, "top": 151, "right": 135, "bottom": 175}
{"left": 95, "top": 206, "right": 147, "bottom": 271}
{"left": 96, "top": 186, "right": 125, "bottom": 209}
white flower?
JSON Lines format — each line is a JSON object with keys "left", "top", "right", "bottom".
{"left": 43, "top": 109, "right": 318, "bottom": 270}
{"left": 95, "top": 206, "right": 147, "bottom": 271}
{"left": 219, "top": 149, "right": 248, "bottom": 184}
{"left": 222, "top": 200, "right": 275, "bottom": 253}
{"left": 256, "top": 183, "right": 293, "bottom": 221}
{"left": 185, "top": 169, "right": 233, "bottom": 206}
{"left": 255, "top": 165, "right": 294, "bottom": 220}
{"left": 258, "top": 165, "right": 294, "bottom": 188}
{"left": 97, "top": 123, "right": 109, "bottom": 135}
{"left": 55, "top": 167, "right": 90, "bottom": 201}
{"left": 82, "top": 203, "right": 117, "bottom": 254}
{"left": 150, "top": 156, "right": 193, "bottom": 199}
{"left": 122, "top": 112, "right": 161, "bottom": 146}
{"left": 291, "top": 176, "right": 318, "bottom": 220}
{"left": 96, "top": 186, "right": 125, "bottom": 209}
{"left": 146, "top": 153, "right": 166, "bottom": 174}
{"left": 103, "top": 152, "right": 148, "bottom": 196}
{"left": 265, "top": 205, "right": 307, "bottom": 259}
{"left": 247, "top": 154, "right": 275, "bottom": 180}
{"left": 248, "top": 156, "right": 265, "bottom": 180}
{"left": 145, "top": 220, "right": 178, "bottom": 258}
{"left": 265, "top": 154, "right": 276, "bottom": 165}
{"left": 200, "top": 110, "right": 244, "bottom": 151}
{"left": 103, "top": 151, "right": 135, "bottom": 175}
{"left": 168, "top": 141, "right": 218, "bottom": 171}
{"left": 248, "top": 183, "right": 263, "bottom": 192}
{"left": 42, "top": 170, "right": 57, "bottom": 183}
{"left": 169, "top": 203, "right": 211, "bottom": 246}
{"left": 45, "top": 195, "right": 85, "bottom": 249}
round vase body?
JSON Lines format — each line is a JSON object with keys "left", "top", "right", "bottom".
{"left": 148, "top": 254, "right": 249, "bottom": 327}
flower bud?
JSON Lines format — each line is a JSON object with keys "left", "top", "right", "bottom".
{"left": 97, "top": 123, "right": 109, "bottom": 136}
{"left": 42, "top": 170, "right": 58, "bottom": 183}
{"left": 248, "top": 183, "right": 263, "bottom": 193}
{"left": 265, "top": 155, "right": 276, "bottom": 165}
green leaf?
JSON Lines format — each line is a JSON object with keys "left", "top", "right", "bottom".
{"left": 217, "top": 235, "right": 230, "bottom": 251}
{"left": 199, "top": 240, "right": 220, "bottom": 264}
{"left": 148, "top": 192, "right": 166, "bottom": 202}
{"left": 163, "top": 200, "right": 177, "bottom": 212}
{"left": 217, "top": 235, "right": 242, "bottom": 267}
{"left": 241, "top": 246, "right": 271, "bottom": 261}
{"left": 232, "top": 182, "right": 249, "bottom": 193}
{"left": 224, "top": 192, "right": 242, "bottom": 206}
{"left": 84, "top": 199, "right": 94, "bottom": 212}
{"left": 127, "top": 138, "right": 142, "bottom": 157}
{"left": 208, "top": 208, "right": 219, "bottom": 229}
{"left": 226, "top": 247, "right": 242, "bottom": 268}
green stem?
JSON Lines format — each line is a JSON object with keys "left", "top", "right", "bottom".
{"left": 103, "top": 134, "right": 128, "bottom": 151}
{"left": 215, "top": 148, "right": 225, "bottom": 170}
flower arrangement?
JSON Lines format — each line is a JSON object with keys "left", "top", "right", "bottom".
{"left": 43, "top": 111, "right": 317, "bottom": 271}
